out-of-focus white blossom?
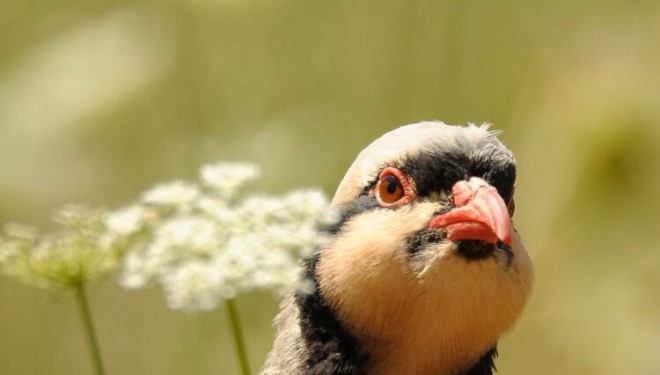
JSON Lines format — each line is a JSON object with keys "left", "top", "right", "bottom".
{"left": 106, "top": 204, "right": 150, "bottom": 236}
{"left": 4, "top": 222, "right": 39, "bottom": 242}
{"left": 141, "top": 180, "right": 200, "bottom": 209}
{"left": 162, "top": 261, "right": 224, "bottom": 311}
{"left": 0, "top": 223, "right": 37, "bottom": 276}
{"left": 0, "top": 205, "right": 119, "bottom": 291}
{"left": 195, "top": 197, "right": 235, "bottom": 222}
{"left": 0, "top": 161, "right": 334, "bottom": 310}
{"left": 200, "top": 162, "right": 260, "bottom": 200}
{"left": 115, "top": 161, "right": 334, "bottom": 312}
{"left": 119, "top": 251, "right": 153, "bottom": 289}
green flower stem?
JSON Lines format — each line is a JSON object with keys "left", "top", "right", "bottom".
{"left": 74, "top": 283, "right": 106, "bottom": 375}
{"left": 226, "top": 298, "right": 251, "bottom": 375}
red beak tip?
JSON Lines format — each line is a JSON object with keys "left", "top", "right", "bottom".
{"left": 497, "top": 226, "right": 513, "bottom": 245}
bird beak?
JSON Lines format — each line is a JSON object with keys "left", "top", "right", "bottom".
{"left": 428, "top": 177, "right": 512, "bottom": 245}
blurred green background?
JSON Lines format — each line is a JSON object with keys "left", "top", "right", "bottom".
{"left": 1, "top": 0, "right": 660, "bottom": 374}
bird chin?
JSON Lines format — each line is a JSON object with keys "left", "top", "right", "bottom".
{"left": 412, "top": 219, "right": 515, "bottom": 259}
{"left": 410, "top": 239, "right": 515, "bottom": 279}
{"left": 410, "top": 216, "right": 506, "bottom": 264}
{"left": 454, "top": 240, "right": 515, "bottom": 264}
{"left": 455, "top": 240, "right": 496, "bottom": 259}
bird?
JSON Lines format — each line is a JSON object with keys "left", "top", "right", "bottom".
{"left": 260, "top": 121, "right": 533, "bottom": 375}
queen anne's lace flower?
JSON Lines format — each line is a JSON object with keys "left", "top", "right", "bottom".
{"left": 0, "top": 205, "right": 119, "bottom": 291}
{"left": 113, "top": 162, "right": 334, "bottom": 312}
{"left": 0, "top": 161, "right": 332, "bottom": 311}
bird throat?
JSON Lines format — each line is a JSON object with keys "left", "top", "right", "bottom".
{"left": 297, "top": 253, "right": 497, "bottom": 375}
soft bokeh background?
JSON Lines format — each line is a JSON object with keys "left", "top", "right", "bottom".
{"left": 1, "top": 1, "right": 659, "bottom": 374}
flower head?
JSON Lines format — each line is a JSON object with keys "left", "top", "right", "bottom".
{"left": 115, "top": 161, "right": 333, "bottom": 312}
{"left": 0, "top": 205, "right": 119, "bottom": 291}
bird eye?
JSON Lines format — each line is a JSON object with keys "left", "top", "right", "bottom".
{"left": 374, "top": 167, "right": 413, "bottom": 207}
{"left": 379, "top": 174, "right": 404, "bottom": 203}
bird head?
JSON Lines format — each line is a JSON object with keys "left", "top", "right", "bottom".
{"left": 311, "top": 122, "right": 533, "bottom": 375}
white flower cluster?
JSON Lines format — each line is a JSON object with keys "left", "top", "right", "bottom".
{"left": 0, "top": 205, "right": 118, "bottom": 291}
{"left": 110, "top": 162, "right": 334, "bottom": 312}
{"left": 0, "top": 161, "right": 333, "bottom": 310}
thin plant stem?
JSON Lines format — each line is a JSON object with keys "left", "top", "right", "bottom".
{"left": 225, "top": 298, "right": 251, "bottom": 375}
{"left": 74, "top": 283, "right": 106, "bottom": 375}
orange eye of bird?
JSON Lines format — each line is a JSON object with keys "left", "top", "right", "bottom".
{"left": 374, "top": 167, "right": 414, "bottom": 207}
{"left": 379, "top": 174, "right": 404, "bottom": 203}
